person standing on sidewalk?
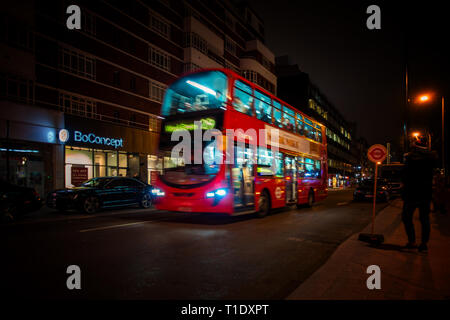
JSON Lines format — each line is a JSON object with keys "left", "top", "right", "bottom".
{"left": 401, "top": 135, "right": 438, "bottom": 252}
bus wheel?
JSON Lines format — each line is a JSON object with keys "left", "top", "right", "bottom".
{"left": 307, "top": 190, "right": 314, "bottom": 207}
{"left": 256, "top": 191, "right": 270, "bottom": 218}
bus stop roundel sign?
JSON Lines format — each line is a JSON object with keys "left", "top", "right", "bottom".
{"left": 367, "top": 144, "right": 387, "bottom": 163}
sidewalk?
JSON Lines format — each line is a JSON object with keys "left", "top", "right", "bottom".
{"left": 288, "top": 198, "right": 450, "bottom": 299}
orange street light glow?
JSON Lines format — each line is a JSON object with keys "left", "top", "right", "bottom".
{"left": 419, "top": 95, "right": 429, "bottom": 102}
{"left": 412, "top": 132, "right": 420, "bottom": 137}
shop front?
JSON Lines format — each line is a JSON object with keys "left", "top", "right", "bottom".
{"left": 0, "top": 102, "right": 65, "bottom": 198}
{"left": 62, "top": 115, "right": 158, "bottom": 188}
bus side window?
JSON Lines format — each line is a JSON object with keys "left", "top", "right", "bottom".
{"left": 273, "top": 108, "right": 282, "bottom": 128}
{"left": 315, "top": 160, "right": 321, "bottom": 178}
{"left": 233, "top": 80, "right": 253, "bottom": 116}
{"left": 297, "top": 157, "right": 305, "bottom": 178}
{"left": 275, "top": 152, "right": 284, "bottom": 177}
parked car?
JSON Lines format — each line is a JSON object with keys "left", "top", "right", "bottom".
{"left": 353, "top": 179, "right": 391, "bottom": 202}
{"left": 46, "top": 177, "right": 154, "bottom": 214}
{"left": 0, "top": 180, "right": 43, "bottom": 222}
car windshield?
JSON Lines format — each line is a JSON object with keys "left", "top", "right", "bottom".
{"left": 80, "top": 178, "right": 113, "bottom": 188}
{"left": 161, "top": 71, "right": 228, "bottom": 116}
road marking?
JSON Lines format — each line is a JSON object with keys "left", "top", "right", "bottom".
{"left": 3, "top": 208, "right": 158, "bottom": 227}
{"left": 287, "top": 237, "right": 305, "bottom": 242}
{"left": 337, "top": 201, "right": 350, "bottom": 206}
{"left": 79, "top": 221, "right": 149, "bottom": 233}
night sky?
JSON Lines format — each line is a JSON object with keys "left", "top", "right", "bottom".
{"left": 248, "top": 0, "right": 449, "bottom": 152}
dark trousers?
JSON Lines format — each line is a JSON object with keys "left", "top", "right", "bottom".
{"left": 402, "top": 200, "right": 431, "bottom": 244}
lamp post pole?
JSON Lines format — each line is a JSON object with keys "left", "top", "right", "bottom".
{"left": 442, "top": 96, "right": 445, "bottom": 176}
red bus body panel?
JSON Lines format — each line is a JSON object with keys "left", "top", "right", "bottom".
{"left": 154, "top": 68, "right": 328, "bottom": 215}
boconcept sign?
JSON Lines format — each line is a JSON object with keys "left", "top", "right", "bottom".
{"left": 59, "top": 129, "right": 124, "bottom": 149}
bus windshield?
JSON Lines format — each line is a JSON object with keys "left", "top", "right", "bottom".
{"left": 160, "top": 140, "right": 222, "bottom": 188}
{"left": 161, "top": 71, "right": 228, "bottom": 116}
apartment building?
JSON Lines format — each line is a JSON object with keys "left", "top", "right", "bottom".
{"left": 0, "top": 0, "right": 276, "bottom": 196}
{"left": 275, "top": 56, "right": 360, "bottom": 188}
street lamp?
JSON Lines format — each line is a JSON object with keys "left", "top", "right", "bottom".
{"left": 416, "top": 93, "right": 446, "bottom": 175}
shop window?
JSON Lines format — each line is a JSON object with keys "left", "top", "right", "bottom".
{"left": 94, "top": 151, "right": 106, "bottom": 178}
{"left": 233, "top": 80, "right": 253, "bottom": 116}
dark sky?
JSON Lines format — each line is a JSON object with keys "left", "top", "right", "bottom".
{"left": 248, "top": 0, "right": 449, "bottom": 149}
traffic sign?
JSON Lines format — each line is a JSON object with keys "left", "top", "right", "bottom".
{"left": 367, "top": 144, "right": 387, "bottom": 163}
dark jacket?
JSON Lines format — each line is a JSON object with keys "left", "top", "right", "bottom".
{"left": 402, "top": 148, "right": 438, "bottom": 202}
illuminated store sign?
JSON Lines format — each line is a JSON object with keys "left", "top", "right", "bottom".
{"left": 58, "top": 129, "right": 124, "bottom": 148}
{"left": 74, "top": 131, "right": 123, "bottom": 148}
{"left": 164, "top": 118, "right": 216, "bottom": 133}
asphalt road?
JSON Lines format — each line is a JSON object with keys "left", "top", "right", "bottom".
{"left": 0, "top": 189, "right": 391, "bottom": 299}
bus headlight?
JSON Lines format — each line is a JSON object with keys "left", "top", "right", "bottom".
{"left": 206, "top": 188, "right": 227, "bottom": 198}
{"left": 151, "top": 188, "right": 165, "bottom": 197}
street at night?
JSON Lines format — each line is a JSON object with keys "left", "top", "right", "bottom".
{"left": 1, "top": 0, "right": 450, "bottom": 314}
{"left": 2, "top": 189, "right": 389, "bottom": 299}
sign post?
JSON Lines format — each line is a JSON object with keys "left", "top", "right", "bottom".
{"left": 358, "top": 144, "right": 387, "bottom": 245}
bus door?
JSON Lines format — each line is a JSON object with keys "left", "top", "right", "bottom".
{"left": 231, "top": 144, "right": 255, "bottom": 208}
{"left": 284, "top": 155, "right": 297, "bottom": 202}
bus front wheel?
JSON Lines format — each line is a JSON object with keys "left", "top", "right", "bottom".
{"left": 256, "top": 190, "right": 270, "bottom": 218}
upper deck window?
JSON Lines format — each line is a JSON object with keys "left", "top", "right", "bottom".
{"left": 161, "top": 71, "right": 228, "bottom": 116}
{"left": 254, "top": 90, "right": 272, "bottom": 124}
{"left": 233, "top": 80, "right": 253, "bottom": 116}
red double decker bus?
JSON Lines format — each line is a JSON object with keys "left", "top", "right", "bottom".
{"left": 152, "top": 69, "right": 327, "bottom": 217}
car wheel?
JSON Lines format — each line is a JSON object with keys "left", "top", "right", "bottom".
{"left": 140, "top": 193, "right": 152, "bottom": 209}
{"left": 83, "top": 196, "right": 99, "bottom": 214}
{"left": 256, "top": 190, "right": 270, "bottom": 218}
{"left": 307, "top": 190, "right": 314, "bottom": 207}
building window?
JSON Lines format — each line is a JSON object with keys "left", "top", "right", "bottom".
{"left": 261, "top": 55, "right": 271, "bottom": 71}
{"left": 184, "top": 32, "right": 208, "bottom": 55}
{"left": 59, "top": 47, "right": 96, "bottom": 80}
{"left": 1, "top": 17, "right": 34, "bottom": 52}
{"left": 225, "top": 12, "right": 235, "bottom": 31}
{"left": 148, "top": 46, "right": 170, "bottom": 71}
{"left": 241, "top": 70, "right": 257, "bottom": 83}
{"left": 0, "top": 73, "right": 34, "bottom": 105}
{"left": 149, "top": 116, "right": 160, "bottom": 132}
{"left": 59, "top": 92, "right": 97, "bottom": 119}
{"left": 113, "top": 71, "right": 120, "bottom": 86}
{"left": 183, "top": 63, "right": 202, "bottom": 73}
{"left": 225, "top": 37, "right": 237, "bottom": 56}
{"left": 150, "top": 14, "right": 170, "bottom": 39}
{"left": 113, "top": 111, "right": 120, "bottom": 122}
{"left": 82, "top": 10, "right": 96, "bottom": 36}
{"left": 149, "top": 80, "right": 167, "bottom": 103}
{"left": 225, "top": 61, "right": 240, "bottom": 73}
